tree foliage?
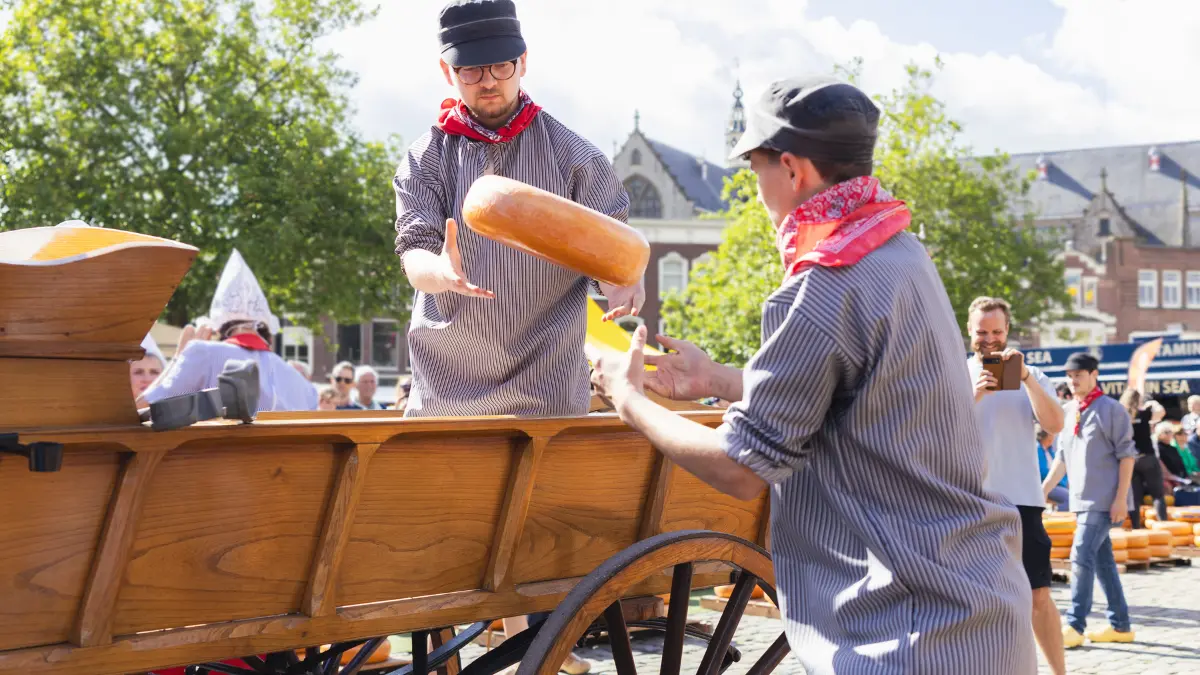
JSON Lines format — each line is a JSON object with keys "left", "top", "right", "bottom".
{"left": 0, "top": 0, "right": 407, "bottom": 328}
{"left": 663, "top": 62, "right": 1068, "bottom": 366}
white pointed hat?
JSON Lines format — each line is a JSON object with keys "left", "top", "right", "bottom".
{"left": 139, "top": 332, "right": 166, "bottom": 364}
{"left": 195, "top": 249, "right": 280, "bottom": 335}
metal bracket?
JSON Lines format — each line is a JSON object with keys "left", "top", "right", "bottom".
{"left": 0, "top": 433, "right": 64, "bottom": 472}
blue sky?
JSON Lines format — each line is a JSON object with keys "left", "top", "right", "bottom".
{"left": 3, "top": 1, "right": 1198, "bottom": 160}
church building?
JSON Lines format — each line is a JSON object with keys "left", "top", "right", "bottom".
{"left": 606, "top": 82, "right": 749, "bottom": 340}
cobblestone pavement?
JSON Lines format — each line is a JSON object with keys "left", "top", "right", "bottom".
{"left": 458, "top": 560, "right": 1199, "bottom": 674}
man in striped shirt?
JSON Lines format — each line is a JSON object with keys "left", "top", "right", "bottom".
{"left": 591, "top": 77, "right": 1035, "bottom": 674}
{"left": 394, "top": 0, "right": 644, "bottom": 420}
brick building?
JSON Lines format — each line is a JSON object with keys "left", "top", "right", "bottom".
{"left": 1007, "top": 141, "right": 1200, "bottom": 345}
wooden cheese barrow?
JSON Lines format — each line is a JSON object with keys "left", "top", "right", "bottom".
{"left": 0, "top": 226, "right": 783, "bottom": 675}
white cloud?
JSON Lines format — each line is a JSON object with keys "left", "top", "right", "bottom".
{"left": 323, "top": 0, "right": 1200, "bottom": 159}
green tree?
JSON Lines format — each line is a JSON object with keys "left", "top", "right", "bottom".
{"left": 0, "top": 0, "right": 407, "bottom": 328}
{"left": 663, "top": 63, "right": 1067, "bottom": 366}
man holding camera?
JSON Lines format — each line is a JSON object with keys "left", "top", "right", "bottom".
{"left": 967, "top": 297, "right": 1066, "bottom": 675}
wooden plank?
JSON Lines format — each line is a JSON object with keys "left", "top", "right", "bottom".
{"left": 483, "top": 436, "right": 549, "bottom": 591}
{"left": 757, "top": 497, "right": 772, "bottom": 550}
{"left": 112, "top": 443, "right": 340, "bottom": 636}
{"left": 303, "top": 443, "right": 379, "bottom": 618}
{"left": 511, "top": 431, "right": 658, "bottom": 585}
{"left": 0, "top": 359, "right": 139, "bottom": 429}
{"left": 71, "top": 449, "right": 167, "bottom": 647}
{"left": 10, "top": 409, "right": 726, "bottom": 448}
{"left": 337, "top": 436, "right": 518, "bottom": 606}
{"left": 698, "top": 595, "right": 779, "bottom": 620}
{"left": 638, "top": 455, "right": 675, "bottom": 540}
{"left": 0, "top": 448, "right": 123, "bottom": 652}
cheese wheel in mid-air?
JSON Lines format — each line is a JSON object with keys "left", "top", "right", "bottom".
{"left": 461, "top": 175, "right": 651, "bottom": 287}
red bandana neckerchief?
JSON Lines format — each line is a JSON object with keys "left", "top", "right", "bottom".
{"left": 224, "top": 333, "right": 271, "bottom": 352}
{"left": 1074, "top": 387, "right": 1104, "bottom": 436}
{"left": 777, "top": 176, "right": 911, "bottom": 279}
{"left": 436, "top": 90, "right": 542, "bottom": 144}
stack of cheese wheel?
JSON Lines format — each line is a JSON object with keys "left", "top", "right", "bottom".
{"left": 1043, "top": 513, "right": 1076, "bottom": 560}
{"left": 1194, "top": 522, "right": 1200, "bottom": 549}
{"left": 1108, "top": 529, "right": 1129, "bottom": 563}
{"left": 1124, "top": 529, "right": 1151, "bottom": 561}
{"left": 1146, "top": 526, "right": 1174, "bottom": 558}
{"left": 1150, "top": 519, "right": 1192, "bottom": 552}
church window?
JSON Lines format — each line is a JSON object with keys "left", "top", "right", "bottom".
{"left": 631, "top": 149, "right": 642, "bottom": 165}
{"left": 624, "top": 175, "right": 662, "bottom": 219}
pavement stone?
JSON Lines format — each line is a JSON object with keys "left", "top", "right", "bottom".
{"left": 457, "top": 561, "right": 1200, "bottom": 674}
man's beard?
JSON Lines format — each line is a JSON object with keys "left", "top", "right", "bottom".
{"left": 470, "top": 91, "right": 519, "bottom": 127}
{"left": 972, "top": 337, "right": 1006, "bottom": 355}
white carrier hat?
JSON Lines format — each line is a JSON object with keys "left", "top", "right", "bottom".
{"left": 195, "top": 249, "right": 280, "bottom": 335}
{"left": 55, "top": 219, "right": 93, "bottom": 227}
{"left": 139, "top": 332, "right": 166, "bottom": 365}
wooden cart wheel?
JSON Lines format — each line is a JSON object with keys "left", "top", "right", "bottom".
{"left": 516, "top": 531, "right": 788, "bottom": 675}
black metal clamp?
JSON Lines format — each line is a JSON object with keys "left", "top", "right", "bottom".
{"left": 0, "top": 433, "right": 64, "bottom": 472}
{"left": 146, "top": 359, "right": 261, "bottom": 432}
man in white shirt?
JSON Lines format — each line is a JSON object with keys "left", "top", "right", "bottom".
{"left": 968, "top": 296, "right": 1067, "bottom": 675}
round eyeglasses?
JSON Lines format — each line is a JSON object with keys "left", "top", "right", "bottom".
{"left": 454, "top": 60, "right": 517, "bottom": 86}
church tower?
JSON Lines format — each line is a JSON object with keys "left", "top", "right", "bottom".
{"left": 724, "top": 79, "right": 748, "bottom": 169}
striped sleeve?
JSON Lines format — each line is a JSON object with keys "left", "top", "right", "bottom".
{"left": 718, "top": 302, "right": 843, "bottom": 484}
{"left": 570, "top": 155, "right": 630, "bottom": 223}
{"left": 394, "top": 134, "right": 449, "bottom": 265}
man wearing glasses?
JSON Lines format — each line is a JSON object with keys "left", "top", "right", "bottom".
{"left": 394, "top": 0, "right": 644, "bottom": 422}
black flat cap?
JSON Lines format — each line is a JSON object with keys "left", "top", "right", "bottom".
{"left": 730, "top": 76, "right": 879, "bottom": 164}
{"left": 1065, "top": 352, "right": 1100, "bottom": 373}
{"left": 439, "top": 0, "right": 527, "bottom": 68}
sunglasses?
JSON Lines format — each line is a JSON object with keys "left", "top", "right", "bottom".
{"left": 334, "top": 377, "right": 354, "bottom": 384}
{"left": 454, "top": 60, "right": 517, "bottom": 86}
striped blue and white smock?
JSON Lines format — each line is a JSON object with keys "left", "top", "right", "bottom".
{"left": 719, "top": 232, "right": 1036, "bottom": 674}
{"left": 394, "top": 111, "right": 628, "bottom": 418}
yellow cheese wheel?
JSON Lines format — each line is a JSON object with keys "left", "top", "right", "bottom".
{"left": 461, "top": 175, "right": 651, "bottom": 287}
{"left": 1166, "top": 494, "right": 1176, "bottom": 506}
{"left": 1150, "top": 520, "right": 1192, "bottom": 536}
{"left": 1043, "top": 520, "right": 1076, "bottom": 534}
{"left": 1149, "top": 544, "right": 1173, "bottom": 558}
{"left": 1142, "top": 495, "right": 1154, "bottom": 505}
{"left": 1172, "top": 535, "right": 1192, "bottom": 547}
{"left": 1127, "top": 547, "right": 1151, "bottom": 561}
{"left": 1147, "top": 529, "right": 1172, "bottom": 545}
{"left": 714, "top": 584, "right": 734, "bottom": 598}
{"left": 1193, "top": 523, "right": 1200, "bottom": 536}
{"left": 1126, "top": 530, "right": 1150, "bottom": 548}
{"left": 1050, "top": 547, "right": 1070, "bottom": 560}
{"left": 1175, "top": 509, "right": 1200, "bottom": 522}
{"left": 1113, "top": 549, "right": 1128, "bottom": 563}
{"left": 1108, "top": 531, "right": 1128, "bottom": 550}
{"left": 1049, "top": 533, "right": 1074, "bottom": 547}
{"left": 1195, "top": 535, "right": 1200, "bottom": 547}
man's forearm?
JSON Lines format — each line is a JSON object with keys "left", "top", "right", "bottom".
{"left": 618, "top": 392, "right": 765, "bottom": 500}
{"left": 1027, "top": 376, "right": 1065, "bottom": 434}
{"left": 1042, "top": 459, "right": 1066, "bottom": 497}
{"left": 709, "top": 363, "right": 745, "bottom": 403}
{"left": 401, "top": 249, "right": 447, "bottom": 294}
{"left": 1115, "top": 456, "right": 1136, "bottom": 503}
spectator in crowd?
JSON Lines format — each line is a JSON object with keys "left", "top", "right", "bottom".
{"left": 1121, "top": 389, "right": 1168, "bottom": 527}
{"left": 1174, "top": 425, "right": 1200, "bottom": 477}
{"left": 1156, "top": 422, "right": 1190, "bottom": 487}
{"left": 394, "top": 377, "right": 411, "bottom": 412}
{"left": 967, "top": 296, "right": 1065, "bottom": 675}
{"left": 1056, "top": 383, "right": 1073, "bottom": 403}
{"left": 1182, "top": 395, "right": 1200, "bottom": 436}
{"left": 1037, "top": 425, "right": 1069, "bottom": 511}
{"left": 1043, "top": 352, "right": 1136, "bottom": 648}
{"left": 352, "top": 365, "right": 386, "bottom": 410}
{"left": 130, "top": 333, "right": 166, "bottom": 400}
{"left": 329, "top": 361, "right": 362, "bottom": 410}
{"left": 317, "top": 385, "right": 340, "bottom": 411}
{"left": 288, "top": 360, "right": 312, "bottom": 381}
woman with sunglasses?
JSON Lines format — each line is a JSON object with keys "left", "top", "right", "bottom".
{"left": 329, "top": 360, "right": 361, "bottom": 409}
